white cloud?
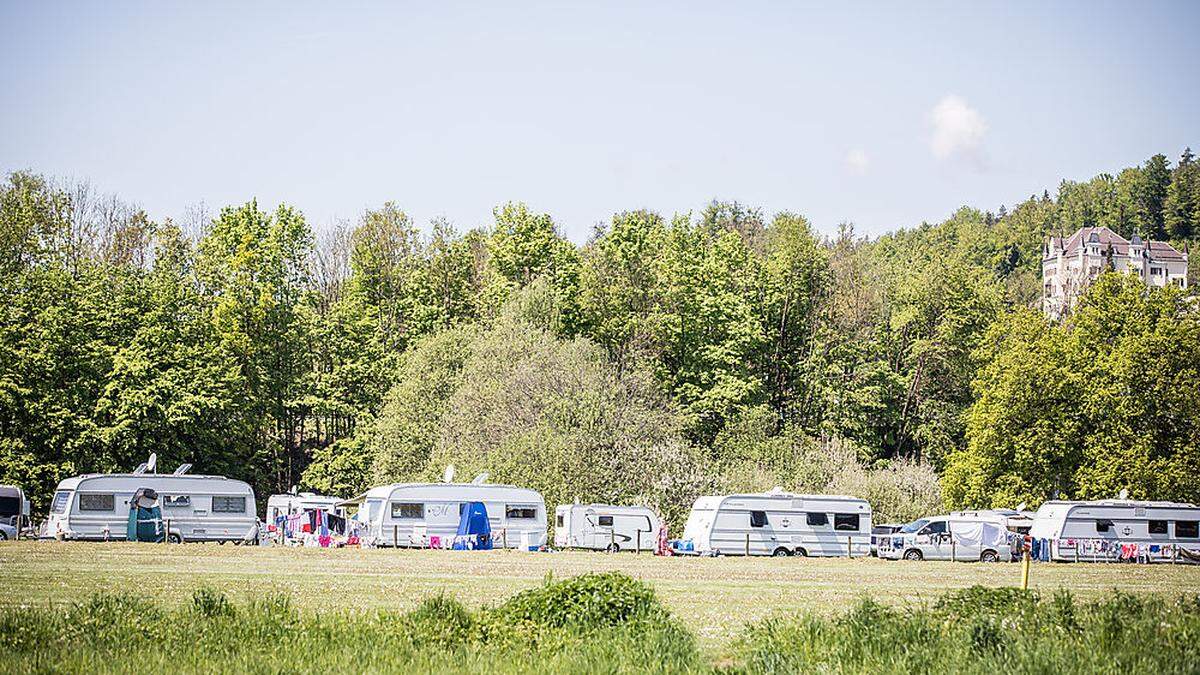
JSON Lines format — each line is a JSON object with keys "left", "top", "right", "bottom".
{"left": 929, "top": 94, "right": 987, "bottom": 164}
{"left": 845, "top": 148, "right": 870, "bottom": 175}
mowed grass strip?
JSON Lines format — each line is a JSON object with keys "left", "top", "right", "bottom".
{"left": 2, "top": 542, "right": 1197, "bottom": 648}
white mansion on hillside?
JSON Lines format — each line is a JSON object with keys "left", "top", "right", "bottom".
{"left": 1042, "top": 226, "right": 1189, "bottom": 319}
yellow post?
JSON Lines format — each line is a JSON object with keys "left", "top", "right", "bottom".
{"left": 1020, "top": 551, "right": 1031, "bottom": 591}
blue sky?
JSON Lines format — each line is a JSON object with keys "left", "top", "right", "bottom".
{"left": 2, "top": 2, "right": 1198, "bottom": 242}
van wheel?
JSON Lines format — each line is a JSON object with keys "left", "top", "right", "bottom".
{"left": 903, "top": 549, "right": 923, "bottom": 561}
{"left": 980, "top": 549, "right": 999, "bottom": 563}
{"left": 605, "top": 543, "right": 620, "bottom": 553}
{"left": 0, "top": 531, "right": 7, "bottom": 541}
{"left": 772, "top": 547, "right": 790, "bottom": 557}
{"left": 167, "top": 533, "right": 183, "bottom": 544}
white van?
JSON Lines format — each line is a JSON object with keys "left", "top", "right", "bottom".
{"left": 1029, "top": 499, "right": 1200, "bottom": 562}
{"left": 554, "top": 504, "right": 660, "bottom": 552}
{"left": 341, "top": 481, "right": 547, "bottom": 549}
{"left": 265, "top": 492, "right": 344, "bottom": 523}
{"left": 44, "top": 470, "right": 258, "bottom": 543}
{"left": 879, "top": 513, "right": 1012, "bottom": 562}
{"left": 680, "top": 490, "right": 872, "bottom": 557}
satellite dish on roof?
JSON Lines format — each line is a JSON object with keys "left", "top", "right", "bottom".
{"left": 146, "top": 453, "right": 157, "bottom": 474}
{"left": 289, "top": 485, "right": 299, "bottom": 495}
{"left": 443, "top": 465, "right": 456, "bottom": 483}
{"left": 1118, "top": 488, "right": 1129, "bottom": 500}
{"left": 1015, "top": 502, "right": 1027, "bottom": 511}
{"left": 471, "top": 472, "right": 489, "bottom": 485}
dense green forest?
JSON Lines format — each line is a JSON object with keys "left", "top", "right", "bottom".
{"left": 2, "top": 150, "right": 1198, "bottom": 525}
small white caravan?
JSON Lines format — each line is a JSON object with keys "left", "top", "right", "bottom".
{"left": 877, "top": 512, "right": 1013, "bottom": 562}
{"left": 266, "top": 492, "right": 344, "bottom": 523}
{"left": 44, "top": 463, "right": 257, "bottom": 543}
{"left": 680, "top": 490, "right": 872, "bottom": 557}
{"left": 554, "top": 504, "right": 660, "bottom": 552}
{"left": 341, "top": 480, "right": 547, "bottom": 549}
{"left": 1029, "top": 499, "right": 1200, "bottom": 562}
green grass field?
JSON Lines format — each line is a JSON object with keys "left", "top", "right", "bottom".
{"left": 2, "top": 541, "right": 1196, "bottom": 651}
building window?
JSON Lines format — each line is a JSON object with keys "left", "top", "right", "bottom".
{"left": 1148, "top": 520, "right": 1168, "bottom": 535}
{"left": 212, "top": 496, "right": 246, "bottom": 513}
{"left": 750, "top": 510, "right": 767, "bottom": 528}
{"left": 79, "top": 493, "right": 114, "bottom": 512}
{"left": 806, "top": 512, "right": 828, "bottom": 526}
{"left": 392, "top": 502, "right": 423, "bottom": 519}
{"left": 506, "top": 506, "right": 538, "bottom": 520}
{"left": 834, "top": 514, "right": 860, "bottom": 531}
{"left": 51, "top": 491, "right": 70, "bottom": 514}
{"left": 1176, "top": 521, "right": 1199, "bottom": 539}
{"left": 1095, "top": 519, "right": 1113, "bottom": 533}
{"left": 598, "top": 515, "right": 613, "bottom": 527}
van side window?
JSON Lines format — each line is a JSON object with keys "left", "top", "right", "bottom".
{"left": 1176, "top": 521, "right": 1199, "bottom": 539}
{"left": 163, "top": 495, "right": 191, "bottom": 508}
{"left": 834, "top": 514, "right": 860, "bottom": 531}
{"left": 507, "top": 506, "right": 537, "bottom": 520}
{"left": 598, "top": 515, "right": 613, "bottom": 527}
{"left": 1095, "top": 519, "right": 1113, "bottom": 533}
{"left": 79, "top": 494, "right": 114, "bottom": 512}
{"left": 212, "top": 496, "right": 245, "bottom": 513}
{"left": 51, "top": 491, "right": 70, "bottom": 514}
{"left": 750, "top": 510, "right": 767, "bottom": 528}
{"left": 393, "top": 503, "right": 423, "bottom": 519}
{"left": 921, "top": 521, "right": 947, "bottom": 535}
{"left": 806, "top": 512, "right": 828, "bottom": 526}
{"left": 1148, "top": 520, "right": 1168, "bottom": 535}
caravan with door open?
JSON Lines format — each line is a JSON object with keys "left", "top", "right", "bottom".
{"left": 43, "top": 458, "right": 257, "bottom": 543}
{"left": 341, "top": 473, "right": 547, "bottom": 549}
{"left": 553, "top": 504, "right": 660, "bottom": 552}
{"left": 680, "top": 490, "right": 872, "bottom": 557}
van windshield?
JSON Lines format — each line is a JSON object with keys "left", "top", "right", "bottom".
{"left": 900, "top": 519, "right": 930, "bottom": 534}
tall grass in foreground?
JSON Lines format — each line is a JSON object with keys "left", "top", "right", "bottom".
{"left": 2, "top": 575, "right": 1198, "bottom": 674}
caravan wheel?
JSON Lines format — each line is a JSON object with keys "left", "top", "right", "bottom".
{"left": 605, "top": 543, "right": 620, "bottom": 554}
{"left": 167, "top": 533, "right": 183, "bottom": 544}
{"left": 772, "top": 547, "right": 791, "bottom": 557}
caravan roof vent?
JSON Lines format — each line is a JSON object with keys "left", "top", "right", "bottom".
{"left": 133, "top": 463, "right": 149, "bottom": 475}
{"left": 443, "top": 465, "right": 456, "bottom": 483}
{"left": 173, "top": 463, "right": 193, "bottom": 475}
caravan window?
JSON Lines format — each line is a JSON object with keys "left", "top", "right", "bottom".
{"left": 806, "top": 512, "right": 828, "bottom": 526}
{"left": 598, "top": 515, "right": 614, "bottom": 527}
{"left": 1176, "top": 521, "right": 1199, "bottom": 539}
{"left": 834, "top": 514, "right": 860, "bottom": 531}
{"left": 750, "top": 510, "right": 767, "bottom": 528}
{"left": 1095, "top": 519, "right": 1113, "bottom": 533}
{"left": 1149, "top": 520, "right": 1168, "bottom": 535}
{"left": 556, "top": 514, "right": 564, "bottom": 527}
{"left": 213, "top": 496, "right": 246, "bottom": 513}
{"left": 79, "top": 494, "right": 114, "bottom": 512}
{"left": 392, "top": 503, "right": 423, "bottom": 519}
{"left": 163, "top": 495, "right": 190, "bottom": 508}
{"left": 506, "top": 506, "right": 537, "bottom": 520}
{"left": 51, "top": 491, "right": 70, "bottom": 514}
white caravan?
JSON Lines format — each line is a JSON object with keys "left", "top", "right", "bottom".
{"left": 1029, "top": 499, "right": 1200, "bottom": 562}
{"left": 681, "top": 491, "right": 872, "bottom": 557}
{"left": 266, "top": 492, "right": 344, "bottom": 523}
{"left": 554, "top": 504, "right": 660, "bottom": 552}
{"left": 44, "top": 468, "right": 257, "bottom": 543}
{"left": 342, "top": 481, "right": 547, "bottom": 549}
{"left": 878, "top": 513, "right": 1012, "bottom": 562}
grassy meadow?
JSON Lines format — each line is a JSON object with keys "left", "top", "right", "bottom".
{"left": 2, "top": 540, "right": 1199, "bottom": 673}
